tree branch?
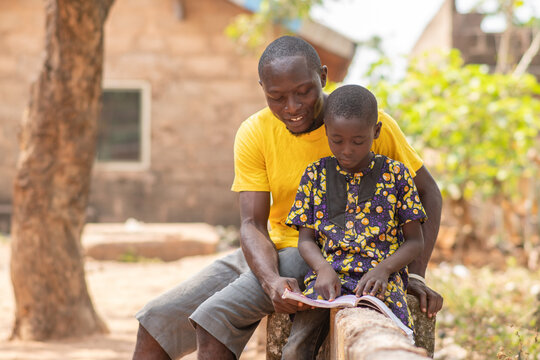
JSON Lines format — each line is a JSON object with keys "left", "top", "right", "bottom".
{"left": 495, "top": 0, "right": 516, "bottom": 74}
{"left": 513, "top": 27, "right": 540, "bottom": 76}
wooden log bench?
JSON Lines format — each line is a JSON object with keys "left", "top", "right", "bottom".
{"left": 266, "top": 294, "right": 435, "bottom": 359}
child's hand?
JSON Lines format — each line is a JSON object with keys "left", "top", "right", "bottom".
{"left": 354, "top": 266, "right": 390, "bottom": 300}
{"left": 314, "top": 265, "right": 341, "bottom": 301}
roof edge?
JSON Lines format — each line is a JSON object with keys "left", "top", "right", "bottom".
{"left": 227, "top": 0, "right": 356, "bottom": 60}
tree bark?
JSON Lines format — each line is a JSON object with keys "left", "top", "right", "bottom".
{"left": 10, "top": 0, "right": 115, "bottom": 340}
{"left": 407, "top": 294, "right": 435, "bottom": 357}
{"left": 331, "top": 307, "right": 429, "bottom": 360}
{"left": 266, "top": 294, "right": 434, "bottom": 359}
{"left": 495, "top": 0, "right": 516, "bottom": 74}
{"left": 513, "top": 28, "right": 540, "bottom": 77}
{"left": 266, "top": 312, "right": 293, "bottom": 360}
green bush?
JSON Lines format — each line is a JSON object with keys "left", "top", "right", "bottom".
{"left": 370, "top": 50, "right": 540, "bottom": 202}
{"left": 430, "top": 263, "right": 540, "bottom": 358}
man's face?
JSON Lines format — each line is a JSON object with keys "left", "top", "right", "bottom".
{"left": 259, "top": 56, "right": 327, "bottom": 135}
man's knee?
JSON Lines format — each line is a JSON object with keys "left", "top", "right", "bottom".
{"left": 133, "top": 324, "right": 171, "bottom": 360}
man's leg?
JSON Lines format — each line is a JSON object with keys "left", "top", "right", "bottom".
{"left": 133, "top": 249, "right": 249, "bottom": 359}
{"left": 133, "top": 324, "right": 171, "bottom": 360}
{"left": 196, "top": 326, "right": 235, "bottom": 360}
{"left": 190, "top": 247, "right": 311, "bottom": 359}
{"left": 281, "top": 308, "right": 330, "bottom": 360}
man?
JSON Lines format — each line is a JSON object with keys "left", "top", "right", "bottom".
{"left": 133, "top": 36, "right": 443, "bottom": 360}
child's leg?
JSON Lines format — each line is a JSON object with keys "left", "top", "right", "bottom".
{"left": 281, "top": 308, "right": 330, "bottom": 360}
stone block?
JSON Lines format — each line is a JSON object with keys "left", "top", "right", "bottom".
{"left": 82, "top": 222, "right": 219, "bottom": 261}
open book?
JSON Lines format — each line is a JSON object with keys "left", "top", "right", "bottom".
{"left": 282, "top": 288, "right": 414, "bottom": 342}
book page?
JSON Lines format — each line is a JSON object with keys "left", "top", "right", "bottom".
{"left": 282, "top": 290, "right": 414, "bottom": 342}
{"left": 281, "top": 289, "right": 357, "bottom": 308}
{"left": 357, "top": 295, "right": 414, "bottom": 341}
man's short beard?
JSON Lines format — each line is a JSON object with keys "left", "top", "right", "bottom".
{"left": 288, "top": 118, "right": 324, "bottom": 136}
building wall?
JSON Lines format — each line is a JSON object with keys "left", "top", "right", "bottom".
{"left": 412, "top": 0, "right": 540, "bottom": 79}
{"left": 452, "top": 13, "right": 540, "bottom": 78}
{"left": 314, "top": 44, "right": 352, "bottom": 82}
{"left": 91, "top": 0, "right": 268, "bottom": 225}
{"left": 0, "top": 0, "right": 352, "bottom": 227}
{"left": 0, "top": 0, "right": 265, "bottom": 226}
{"left": 410, "top": 0, "right": 453, "bottom": 58}
{"left": 0, "top": 1, "right": 45, "bottom": 206}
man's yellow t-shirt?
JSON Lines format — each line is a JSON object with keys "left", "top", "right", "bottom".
{"left": 231, "top": 107, "right": 423, "bottom": 250}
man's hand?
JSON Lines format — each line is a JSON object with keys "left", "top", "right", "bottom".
{"left": 314, "top": 266, "right": 341, "bottom": 301}
{"left": 238, "top": 192, "right": 308, "bottom": 314}
{"left": 354, "top": 266, "right": 390, "bottom": 300}
{"left": 262, "top": 276, "right": 305, "bottom": 314}
{"left": 407, "top": 277, "right": 443, "bottom": 318}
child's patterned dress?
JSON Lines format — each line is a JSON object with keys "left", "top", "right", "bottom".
{"left": 285, "top": 154, "right": 427, "bottom": 330}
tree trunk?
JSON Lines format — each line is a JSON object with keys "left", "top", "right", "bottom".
{"left": 331, "top": 307, "right": 429, "bottom": 360}
{"left": 266, "top": 294, "right": 434, "bottom": 359}
{"left": 450, "top": 196, "right": 477, "bottom": 262}
{"left": 514, "top": 28, "right": 540, "bottom": 77}
{"left": 495, "top": 0, "right": 516, "bottom": 74}
{"left": 10, "top": 0, "right": 115, "bottom": 340}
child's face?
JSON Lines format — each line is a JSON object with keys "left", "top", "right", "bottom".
{"left": 325, "top": 115, "right": 381, "bottom": 173}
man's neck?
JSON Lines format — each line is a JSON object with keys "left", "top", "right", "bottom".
{"left": 290, "top": 93, "right": 328, "bottom": 136}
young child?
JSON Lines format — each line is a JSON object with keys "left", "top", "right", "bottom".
{"left": 282, "top": 85, "right": 426, "bottom": 358}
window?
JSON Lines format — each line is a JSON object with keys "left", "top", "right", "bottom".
{"left": 96, "top": 80, "right": 151, "bottom": 170}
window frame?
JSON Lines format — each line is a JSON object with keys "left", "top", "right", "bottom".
{"left": 95, "top": 79, "right": 151, "bottom": 171}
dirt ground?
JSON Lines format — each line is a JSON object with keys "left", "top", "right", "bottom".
{"left": 0, "top": 242, "right": 265, "bottom": 360}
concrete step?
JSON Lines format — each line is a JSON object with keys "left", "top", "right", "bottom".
{"left": 82, "top": 220, "right": 219, "bottom": 262}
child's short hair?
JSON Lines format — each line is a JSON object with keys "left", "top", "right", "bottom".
{"left": 325, "top": 85, "right": 378, "bottom": 126}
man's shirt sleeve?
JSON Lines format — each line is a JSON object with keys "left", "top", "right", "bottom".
{"left": 231, "top": 119, "right": 270, "bottom": 192}
{"left": 374, "top": 111, "right": 423, "bottom": 177}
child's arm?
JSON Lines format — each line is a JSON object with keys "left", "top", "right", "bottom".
{"left": 298, "top": 227, "right": 341, "bottom": 301}
{"left": 354, "top": 220, "right": 424, "bottom": 299}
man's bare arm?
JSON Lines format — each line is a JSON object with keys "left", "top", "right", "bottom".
{"left": 410, "top": 165, "right": 442, "bottom": 276}
{"left": 410, "top": 165, "right": 444, "bottom": 316}
{"left": 238, "top": 191, "right": 303, "bottom": 313}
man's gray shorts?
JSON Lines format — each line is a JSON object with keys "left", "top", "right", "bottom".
{"left": 135, "top": 247, "right": 310, "bottom": 359}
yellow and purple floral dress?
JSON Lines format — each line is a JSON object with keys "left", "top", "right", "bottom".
{"left": 285, "top": 154, "right": 427, "bottom": 330}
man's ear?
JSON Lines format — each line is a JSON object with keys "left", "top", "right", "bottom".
{"left": 320, "top": 65, "right": 328, "bottom": 88}
{"left": 373, "top": 121, "right": 382, "bottom": 139}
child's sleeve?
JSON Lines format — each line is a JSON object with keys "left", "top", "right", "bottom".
{"left": 393, "top": 162, "right": 428, "bottom": 226}
{"left": 285, "top": 163, "right": 317, "bottom": 230}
